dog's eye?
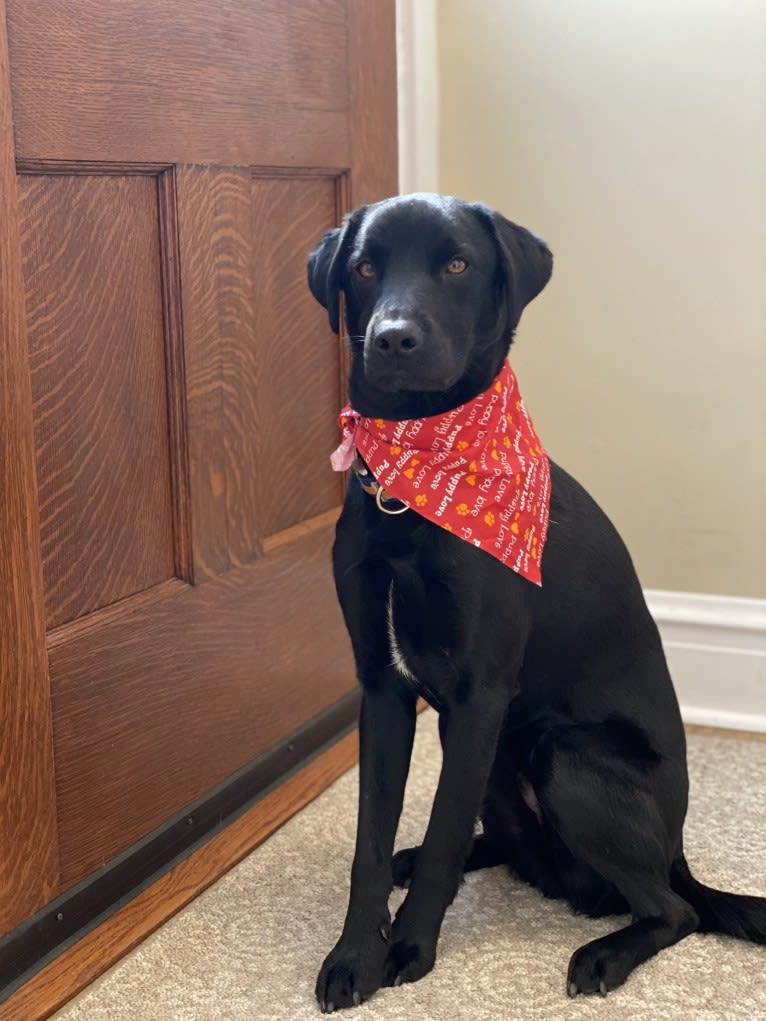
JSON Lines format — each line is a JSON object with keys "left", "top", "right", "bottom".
{"left": 357, "top": 260, "right": 375, "bottom": 278}
{"left": 446, "top": 257, "right": 468, "bottom": 275}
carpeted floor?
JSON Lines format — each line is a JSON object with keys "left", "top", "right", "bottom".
{"left": 53, "top": 710, "right": 766, "bottom": 1021}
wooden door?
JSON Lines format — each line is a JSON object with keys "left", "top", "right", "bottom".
{"left": 0, "top": 0, "right": 396, "bottom": 936}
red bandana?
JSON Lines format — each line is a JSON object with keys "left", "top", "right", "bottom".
{"left": 331, "top": 361, "right": 551, "bottom": 585}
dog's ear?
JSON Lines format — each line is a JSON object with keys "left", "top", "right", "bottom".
{"left": 307, "top": 206, "right": 367, "bottom": 333}
{"left": 473, "top": 204, "right": 553, "bottom": 328}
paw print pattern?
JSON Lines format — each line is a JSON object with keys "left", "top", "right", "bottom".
{"left": 342, "top": 360, "right": 550, "bottom": 585}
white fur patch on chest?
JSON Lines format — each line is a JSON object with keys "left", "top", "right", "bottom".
{"left": 386, "top": 582, "right": 416, "bottom": 682}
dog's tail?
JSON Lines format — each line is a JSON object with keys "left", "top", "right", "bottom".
{"left": 671, "top": 854, "right": 766, "bottom": 944}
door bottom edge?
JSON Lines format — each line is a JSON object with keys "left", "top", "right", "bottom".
{"left": 0, "top": 687, "right": 361, "bottom": 1018}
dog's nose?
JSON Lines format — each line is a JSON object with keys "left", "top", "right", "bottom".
{"left": 373, "top": 321, "right": 423, "bottom": 356}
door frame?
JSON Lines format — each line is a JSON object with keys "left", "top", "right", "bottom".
{"left": 0, "top": 0, "right": 60, "bottom": 938}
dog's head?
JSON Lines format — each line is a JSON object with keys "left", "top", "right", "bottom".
{"left": 308, "top": 193, "right": 552, "bottom": 417}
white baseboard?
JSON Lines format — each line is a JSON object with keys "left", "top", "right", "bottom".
{"left": 644, "top": 589, "right": 766, "bottom": 734}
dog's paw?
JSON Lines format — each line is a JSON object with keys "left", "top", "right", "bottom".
{"left": 391, "top": 846, "right": 419, "bottom": 888}
{"left": 383, "top": 936, "right": 436, "bottom": 988}
{"left": 315, "top": 929, "right": 390, "bottom": 1013}
{"left": 566, "top": 936, "right": 633, "bottom": 997}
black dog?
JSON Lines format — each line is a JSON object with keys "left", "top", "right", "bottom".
{"left": 307, "top": 194, "right": 766, "bottom": 1011}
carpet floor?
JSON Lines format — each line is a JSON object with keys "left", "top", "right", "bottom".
{"left": 53, "top": 710, "right": 766, "bottom": 1021}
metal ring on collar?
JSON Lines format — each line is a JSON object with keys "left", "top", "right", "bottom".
{"left": 375, "top": 486, "right": 409, "bottom": 515}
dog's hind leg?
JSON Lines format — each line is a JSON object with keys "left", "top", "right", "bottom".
{"left": 670, "top": 852, "right": 766, "bottom": 944}
{"left": 391, "top": 697, "right": 512, "bottom": 891}
{"left": 392, "top": 718, "right": 560, "bottom": 892}
{"left": 392, "top": 834, "right": 506, "bottom": 888}
{"left": 527, "top": 720, "right": 699, "bottom": 996}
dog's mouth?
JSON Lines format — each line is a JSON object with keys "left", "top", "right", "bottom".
{"left": 365, "top": 365, "right": 463, "bottom": 394}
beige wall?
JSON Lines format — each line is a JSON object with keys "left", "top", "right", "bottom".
{"left": 437, "top": 1, "right": 766, "bottom": 598}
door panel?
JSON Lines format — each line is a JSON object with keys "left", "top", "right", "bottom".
{"left": 250, "top": 174, "right": 344, "bottom": 537}
{"left": 19, "top": 172, "right": 177, "bottom": 628}
{"left": 33, "top": 160, "right": 352, "bottom": 889}
{"left": 49, "top": 515, "right": 349, "bottom": 887}
{"left": 175, "top": 165, "right": 257, "bottom": 579}
{"left": 6, "top": 0, "right": 349, "bottom": 166}
{"left": 0, "top": 0, "right": 397, "bottom": 934}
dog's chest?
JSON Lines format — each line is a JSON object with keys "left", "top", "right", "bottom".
{"left": 383, "top": 575, "right": 462, "bottom": 706}
{"left": 386, "top": 582, "right": 416, "bottom": 682}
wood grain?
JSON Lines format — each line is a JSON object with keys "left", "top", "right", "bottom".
{"left": 0, "top": 729, "right": 359, "bottom": 1021}
{"left": 175, "top": 166, "right": 260, "bottom": 577}
{"left": 18, "top": 173, "right": 176, "bottom": 628}
{"left": 5, "top": 0, "right": 349, "bottom": 167}
{"left": 45, "top": 579, "right": 189, "bottom": 652}
{"left": 0, "top": 0, "right": 59, "bottom": 936}
{"left": 0, "top": 0, "right": 397, "bottom": 969}
{"left": 251, "top": 175, "right": 345, "bottom": 537}
{"left": 348, "top": 0, "right": 399, "bottom": 206}
{"left": 157, "top": 168, "right": 194, "bottom": 583}
{"left": 50, "top": 517, "right": 355, "bottom": 888}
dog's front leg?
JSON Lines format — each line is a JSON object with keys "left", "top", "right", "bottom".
{"left": 316, "top": 683, "right": 417, "bottom": 1012}
{"left": 384, "top": 690, "right": 507, "bottom": 987}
